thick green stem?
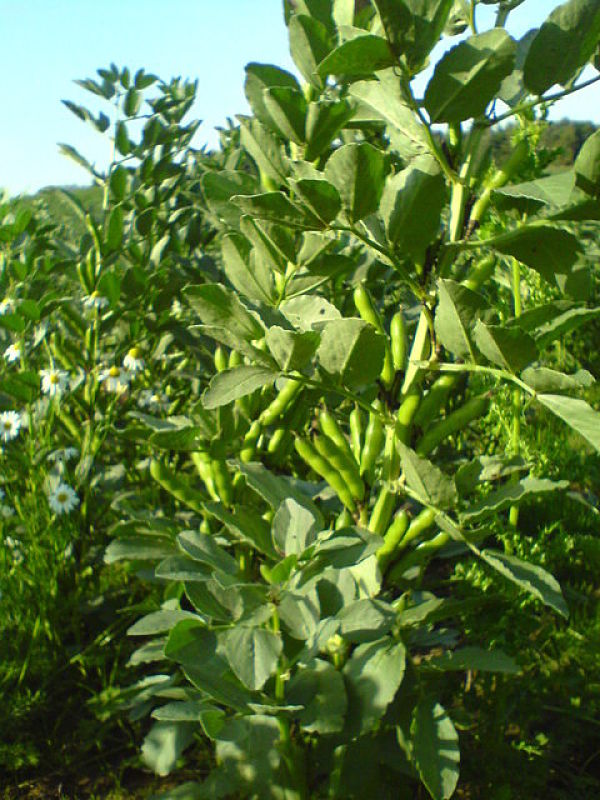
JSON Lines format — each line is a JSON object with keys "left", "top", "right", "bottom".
{"left": 509, "top": 257, "right": 522, "bottom": 530}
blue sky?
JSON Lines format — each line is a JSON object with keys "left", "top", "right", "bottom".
{"left": 1, "top": 0, "right": 598, "bottom": 196}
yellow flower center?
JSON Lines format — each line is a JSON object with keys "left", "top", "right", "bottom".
{"left": 128, "top": 347, "right": 141, "bottom": 359}
{"left": 3, "top": 422, "right": 11, "bottom": 431}
{"left": 109, "top": 366, "right": 120, "bottom": 378}
{"left": 58, "top": 492, "right": 68, "bottom": 503}
{"left": 50, "top": 373, "right": 59, "bottom": 384}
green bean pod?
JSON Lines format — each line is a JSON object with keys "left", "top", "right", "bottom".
{"left": 469, "top": 138, "right": 529, "bottom": 227}
{"left": 390, "top": 311, "right": 407, "bottom": 373}
{"left": 294, "top": 438, "right": 357, "bottom": 512}
{"left": 240, "top": 420, "right": 262, "bottom": 463}
{"left": 313, "top": 434, "right": 365, "bottom": 501}
{"left": 150, "top": 459, "right": 206, "bottom": 513}
{"left": 354, "top": 283, "right": 394, "bottom": 388}
{"left": 368, "top": 485, "right": 397, "bottom": 536}
{"left": 214, "top": 346, "right": 228, "bottom": 373}
{"left": 191, "top": 451, "right": 219, "bottom": 502}
{"left": 413, "top": 373, "right": 458, "bottom": 430}
{"left": 376, "top": 510, "right": 410, "bottom": 572}
{"left": 259, "top": 378, "right": 302, "bottom": 427}
{"left": 228, "top": 349, "right": 243, "bottom": 368}
{"left": 398, "top": 507, "right": 437, "bottom": 550}
{"left": 462, "top": 255, "right": 496, "bottom": 291}
{"left": 349, "top": 406, "right": 364, "bottom": 463}
{"left": 416, "top": 395, "right": 490, "bottom": 457}
{"left": 211, "top": 458, "right": 233, "bottom": 506}
{"left": 388, "top": 531, "right": 451, "bottom": 583}
{"left": 335, "top": 508, "right": 354, "bottom": 529}
{"left": 396, "top": 388, "right": 421, "bottom": 445}
{"left": 319, "top": 409, "right": 357, "bottom": 466}
{"left": 360, "top": 407, "right": 385, "bottom": 479}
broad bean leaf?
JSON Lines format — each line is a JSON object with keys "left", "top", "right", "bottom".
{"left": 521, "top": 367, "right": 595, "bottom": 393}
{"left": 104, "top": 535, "right": 177, "bottom": 564}
{"left": 426, "top": 646, "right": 520, "bottom": 674}
{"left": 317, "top": 33, "right": 395, "bottom": 77}
{"left": 523, "top": 0, "right": 600, "bottom": 95}
{"left": 343, "top": 636, "right": 406, "bottom": 735}
{"left": 289, "top": 178, "right": 342, "bottom": 224}
{"left": 537, "top": 393, "right": 600, "bottom": 452}
{"left": 265, "top": 326, "right": 321, "bottom": 371}
{"left": 239, "top": 116, "right": 289, "bottom": 184}
{"left": 287, "top": 658, "right": 347, "bottom": 733}
{"left": 280, "top": 295, "right": 341, "bottom": 330}
{"left": 244, "top": 62, "right": 301, "bottom": 128}
{"left": 574, "top": 128, "right": 600, "bottom": 196}
{"left": 434, "top": 278, "right": 489, "bottom": 361}
{"left": 221, "top": 233, "right": 275, "bottom": 304}
{"left": 214, "top": 715, "right": 281, "bottom": 793}
{"left": 289, "top": 13, "right": 333, "bottom": 89}
{"left": 462, "top": 477, "right": 569, "bottom": 522}
{"left": 278, "top": 592, "right": 320, "bottom": 640}
{"left": 232, "top": 192, "right": 320, "bottom": 230}
{"left": 492, "top": 170, "right": 577, "bottom": 214}
{"left": 238, "top": 461, "right": 323, "bottom": 522}
{"left": 203, "top": 366, "right": 278, "bottom": 409}
{"left": 316, "top": 317, "right": 386, "bottom": 387}
{"left": 220, "top": 626, "right": 282, "bottom": 691}
{"left": 152, "top": 700, "right": 215, "bottom": 722}
{"left": 424, "top": 29, "right": 516, "bottom": 123}
{"left": 263, "top": 86, "right": 307, "bottom": 144}
{"left": 479, "top": 549, "right": 568, "bottom": 617}
{"left": 337, "top": 598, "right": 396, "bottom": 643}
{"left": 349, "top": 71, "right": 429, "bottom": 159}
{"left": 398, "top": 442, "right": 458, "bottom": 510}
{"left": 155, "top": 556, "right": 213, "bottom": 583}
{"left": 374, "top": 0, "right": 454, "bottom": 71}
{"left": 184, "top": 284, "right": 264, "bottom": 341}
{"left": 304, "top": 99, "right": 355, "bottom": 161}
{"left": 141, "top": 720, "right": 195, "bottom": 777}
{"left": 324, "top": 142, "right": 387, "bottom": 223}
{"left": 473, "top": 320, "right": 537, "bottom": 372}
{"left": 128, "top": 609, "right": 200, "bottom": 636}
{"left": 272, "top": 497, "right": 320, "bottom": 556}
{"left": 411, "top": 699, "right": 460, "bottom": 800}
{"left": 201, "top": 170, "right": 257, "bottom": 228}
{"left": 178, "top": 530, "right": 239, "bottom": 575}
{"left": 382, "top": 155, "right": 446, "bottom": 259}
{"left": 486, "top": 224, "right": 580, "bottom": 282}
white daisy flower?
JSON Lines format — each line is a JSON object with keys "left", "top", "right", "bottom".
{"left": 0, "top": 298, "right": 15, "bottom": 315}
{"left": 171, "top": 298, "right": 183, "bottom": 317}
{"left": 40, "top": 368, "right": 69, "bottom": 397}
{"left": 138, "top": 388, "right": 169, "bottom": 411}
{"left": 4, "top": 343, "right": 21, "bottom": 363}
{"left": 47, "top": 446, "right": 79, "bottom": 464}
{"left": 0, "top": 411, "right": 21, "bottom": 442}
{"left": 1, "top": 503, "right": 14, "bottom": 519}
{"left": 123, "top": 347, "right": 145, "bottom": 373}
{"left": 48, "top": 483, "right": 79, "bottom": 515}
{"left": 100, "top": 365, "right": 131, "bottom": 393}
{"left": 83, "top": 291, "right": 109, "bottom": 310}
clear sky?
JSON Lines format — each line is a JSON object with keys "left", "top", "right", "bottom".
{"left": 1, "top": 0, "right": 599, "bottom": 196}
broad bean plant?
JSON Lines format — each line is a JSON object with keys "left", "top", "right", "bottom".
{"left": 4, "top": 1, "right": 600, "bottom": 798}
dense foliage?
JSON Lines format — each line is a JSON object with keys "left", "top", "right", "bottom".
{"left": 2, "top": 1, "right": 600, "bottom": 798}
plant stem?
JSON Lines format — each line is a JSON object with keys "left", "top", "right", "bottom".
{"left": 509, "top": 257, "right": 522, "bottom": 529}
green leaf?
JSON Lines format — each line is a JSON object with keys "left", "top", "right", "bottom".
{"left": 316, "top": 317, "right": 386, "bottom": 387}
{"left": 104, "top": 536, "right": 177, "bottom": 564}
{"left": 337, "top": 598, "right": 396, "bottom": 643}
{"left": 177, "top": 530, "right": 239, "bottom": 575}
{"left": 374, "top": 0, "right": 454, "bottom": 71}
{"left": 521, "top": 367, "right": 595, "bottom": 393}
{"left": 426, "top": 646, "right": 520, "bottom": 674}
{"left": 203, "top": 366, "right": 278, "bottom": 410}
{"left": 272, "top": 497, "right": 320, "bottom": 556}
{"left": 288, "top": 14, "right": 333, "bottom": 89}
{"left": 479, "top": 549, "right": 568, "bottom": 617}
{"left": 238, "top": 461, "right": 323, "bottom": 521}
{"left": 153, "top": 700, "right": 215, "bottom": 722}
{"left": 382, "top": 155, "right": 446, "bottom": 259}
{"left": 232, "top": 192, "right": 320, "bottom": 229}
{"left": 280, "top": 294, "right": 342, "bottom": 330}
{"left": 412, "top": 699, "right": 460, "bottom": 800}
{"left": 155, "top": 556, "right": 213, "bottom": 583}
{"left": 398, "top": 442, "right": 457, "bottom": 509}
{"left": 141, "top": 721, "right": 195, "bottom": 777}
{"left": 473, "top": 320, "right": 537, "bottom": 372}
{"left": 424, "top": 29, "right": 516, "bottom": 123}
{"left": 201, "top": 170, "right": 257, "bottom": 228}
{"left": 185, "top": 582, "right": 234, "bottom": 622}
{"left": 343, "top": 637, "right": 406, "bottom": 735}
{"left": 492, "top": 170, "right": 577, "bottom": 214}
{"left": 313, "top": 527, "right": 383, "bottom": 569}
{"left": 318, "top": 33, "right": 395, "bottom": 77}
{"left": 265, "top": 326, "right": 320, "bottom": 371}
{"left": 304, "top": 99, "right": 356, "bottom": 161}
{"left": 263, "top": 86, "right": 307, "bottom": 144}
{"left": 349, "top": 71, "right": 429, "bottom": 160}
{"left": 239, "top": 216, "right": 292, "bottom": 275}
{"left": 278, "top": 592, "right": 320, "bottom": 640}
{"left": 220, "top": 626, "right": 282, "bottom": 691}
{"left": 574, "top": 128, "right": 600, "bottom": 196}
{"left": 324, "top": 142, "right": 387, "bottom": 223}
{"left": 287, "top": 658, "right": 347, "bottom": 733}
{"left": 244, "top": 62, "right": 300, "bottom": 128}
{"left": 128, "top": 609, "right": 200, "bottom": 636}
{"left": 523, "top": 0, "right": 600, "bottom": 95}
{"left": 487, "top": 224, "right": 580, "bottom": 283}
{"left": 205, "top": 503, "right": 276, "bottom": 558}
{"left": 149, "top": 781, "right": 205, "bottom": 800}
{"left": 214, "top": 716, "right": 281, "bottom": 792}
{"left": 289, "top": 178, "right": 342, "bottom": 224}
{"left": 462, "top": 477, "right": 569, "bottom": 522}
{"left": 537, "top": 393, "right": 600, "bottom": 453}
{"left": 106, "top": 206, "right": 124, "bottom": 251}
{"left": 184, "top": 284, "right": 264, "bottom": 341}
{"left": 239, "top": 116, "right": 289, "bottom": 185}
{"left": 123, "top": 87, "right": 142, "bottom": 116}
{"left": 434, "top": 278, "right": 489, "bottom": 361}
